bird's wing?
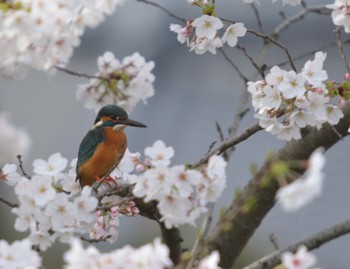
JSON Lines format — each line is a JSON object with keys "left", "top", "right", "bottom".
{"left": 76, "top": 128, "right": 106, "bottom": 173}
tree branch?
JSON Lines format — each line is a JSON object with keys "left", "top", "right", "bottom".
{"left": 188, "top": 122, "right": 262, "bottom": 169}
{"left": 189, "top": 102, "right": 350, "bottom": 269}
{"left": 0, "top": 196, "right": 18, "bottom": 208}
{"left": 243, "top": 219, "right": 350, "bottom": 269}
{"left": 16, "top": 154, "right": 31, "bottom": 179}
{"left": 335, "top": 27, "right": 350, "bottom": 74}
{"left": 136, "top": 0, "right": 187, "bottom": 23}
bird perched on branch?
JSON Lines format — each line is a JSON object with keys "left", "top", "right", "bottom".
{"left": 76, "top": 105, "right": 146, "bottom": 187}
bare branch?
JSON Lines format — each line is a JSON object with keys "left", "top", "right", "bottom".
{"left": 16, "top": 154, "right": 31, "bottom": 179}
{"left": 272, "top": 6, "right": 330, "bottom": 38}
{"left": 247, "top": 29, "right": 297, "bottom": 72}
{"left": 81, "top": 235, "right": 111, "bottom": 243}
{"left": 335, "top": 27, "right": 350, "bottom": 74}
{"left": 136, "top": 0, "right": 187, "bottom": 23}
{"left": 251, "top": 3, "right": 265, "bottom": 34}
{"left": 0, "top": 196, "right": 18, "bottom": 208}
{"left": 189, "top": 122, "right": 262, "bottom": 169}
{"left": 271, "top": 39, "right": 350, "bottom": 69}
{"left": 218, "top": 48, "right": 249, "bottom": 82}
{"left": 244, "top": 219, "right": 350, "bottom": 269}
{"left": 236, "top": 45, "right": 265, "bottom": 78}
{"left": 55, "top": 66, "right": 107, "bottom": 81}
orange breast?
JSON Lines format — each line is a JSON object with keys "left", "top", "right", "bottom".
{"left": 78, "top": 128, "right": 127, "bottom": 186}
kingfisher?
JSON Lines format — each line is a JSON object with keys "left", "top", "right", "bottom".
{"left": 76, "top": 104, "right": 146, "bottom": 187}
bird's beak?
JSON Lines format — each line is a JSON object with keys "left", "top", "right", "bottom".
{"left": 119, "top": 119, "right": 147, "bottom": 128}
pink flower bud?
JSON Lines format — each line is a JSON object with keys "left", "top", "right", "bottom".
{"left": 344, "top": 73, "right": 350, "bottom": 80}
{"left": 135, "top": 164, "right": 145, "bottom": 173}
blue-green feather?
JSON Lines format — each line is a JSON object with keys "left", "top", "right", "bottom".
{"left": 76, "top": 121, "right": 119, "bottom": 172}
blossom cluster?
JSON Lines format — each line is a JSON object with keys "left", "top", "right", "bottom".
{"left": 3, "top": 158, "right": 98, "bottom": 251}
{"left": 281, "top": 245, "right": 319, "bottom": 269}
{"left": 1, "top": 151, "right": 145, "bottom": 249}
{"left": 327, "top": 0, "right": 350, "bottom": 33}
{"left": 276, "top": 148, "right": 325, "bottom": 212}
{"left": 77, "top": 51, "right": 155, "bottom": 113}
{"left": 126, "top": 140, "right": 227, "bottom": 229}
{"left": 170, "top": 14, "right": 247, "bottom": 54}
{"left": 0, "top": 239, "right": 42, "bottom": 269}
{"left": 0, "top": 112, "right": 31, "bottom": 164}
{"left": 0, "top": 140, "right": 227, "bottom": 260}
{"left": 64, "top": 237, "right": 172, "bottom": 269}
{"left": 248, "top": 52, "right": 344, "bottom": 141}
{"left": 0, "top": 0, "right": 126, "bottom": 79}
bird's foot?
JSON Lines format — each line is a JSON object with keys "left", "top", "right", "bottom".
{"left": 95, "top": 176, "right": 119, "bottom": 188}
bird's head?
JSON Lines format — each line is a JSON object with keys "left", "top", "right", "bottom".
{"left": 93, "top": 104, "right": 146, "bottom": 130}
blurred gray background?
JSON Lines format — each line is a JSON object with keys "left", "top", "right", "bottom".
{"left": 1, "top": 0, "right": 350, "bottom": 268}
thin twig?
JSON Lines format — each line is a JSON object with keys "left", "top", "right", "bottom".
{"left": 0, "top": 196, "right": 18, "bottom": 208}
{"left": 269, "top": 233, "right": 279, "bottom": 251}
{"left": 335, "top": 27, "right": 350, "bottom": 74}
{"left": 216, "top": 122, "right": 225, "bottom": 142}
{"left": 247, "top": 29, "right": 297, "bottom": 72}
{"left": 55, "top": 66, "right": 107, "bottom": 81}
{"left": 272, "top": 6, "right": 330, "bottom": 38}
{"left": 81, "top": 235, "right": 111, "bottom": 243}
{"left": 236, "top": 44, "right": 265, "bottom": 78}
{"left": 16, "top": 154, "right": 31, "bottom": 178}
{"left": 218, "top": 48, "right": 249, "bottom": 82}
{"left": 187, "top": 202, "right": 215, "bottom": 269}
{"left": 243, "top": 219, "right": 350, "bottom": 269}
{"left": 136, "top": 0, "right": 187, "bottom": 23}
{"left": 271, "top": 39, "right": 350, "bottom": 69}
{"left": 251, "top": 3, "right": 265, "bottom": 34}
{"left": 189, "top": 122, "right": 262, "bottom": 169}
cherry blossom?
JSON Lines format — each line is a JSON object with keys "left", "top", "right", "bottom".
{"left": 27, "top": 175, "right": 57, "bottom": 206}
{"left": 276, "top": 148, "right": 325, "bottom": 212}
{"left": 281, "top": 245, "right": 317, "bottom": 269}
{"left": 222, "top": 23, "right": 247, "bottom": 47}
{"left": 33, "top": 152, "right": 68, "bottom": 177}
{"left": 192, "top": 15, "right": 223, "bottom": 40}
{"left": 0, "top": 163, "right": 21, "bottom": 186}
{"left": 144, "top": 140, "right": 175, "bottom": 167}
{"left": 327, "top": 0, "right": 350, "bottom": 33}
{"left": 198, "top": 251, "right": 221, "bottom": 269}
{"left": 0, "top": 239, "right": 42, "bottom": 269}
{"left": 64, "top": 237, "right": 172, "bottom": 269}
{"left": 169, "top": 22, "right": 192, "bottom": 44}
